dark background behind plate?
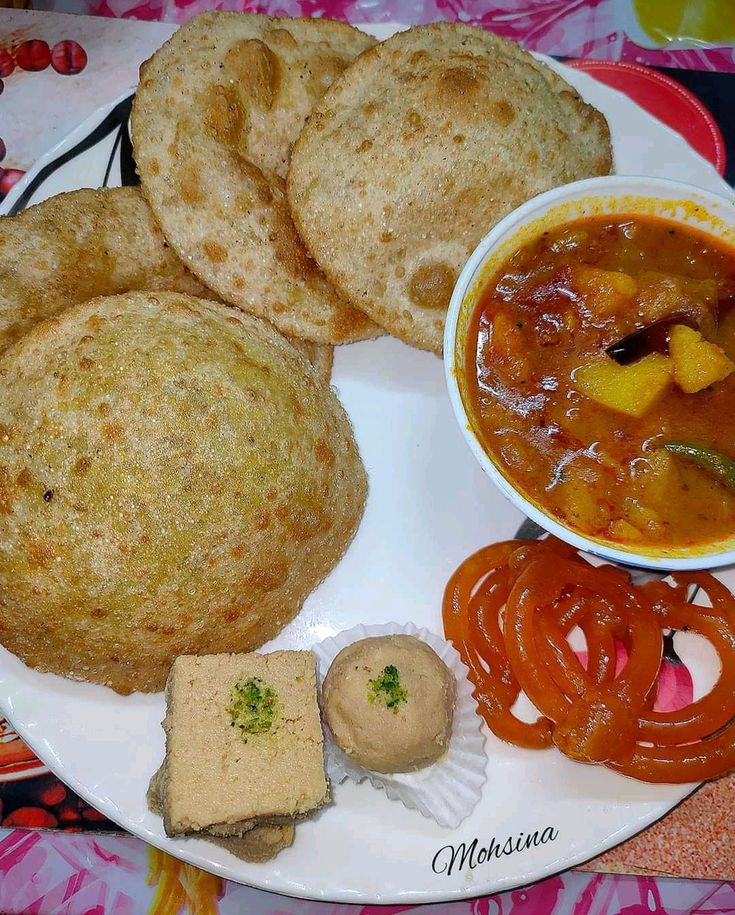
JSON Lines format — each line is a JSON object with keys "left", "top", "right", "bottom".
{"left": 660, "top": 67, "right": 735, "bottom": 185}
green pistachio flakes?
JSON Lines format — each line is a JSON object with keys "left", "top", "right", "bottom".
{"left": 367, "top": 664, "right": 408, "bottom": 713}
{"left": 228, "top": 676, "right": 278, "bottom": 735}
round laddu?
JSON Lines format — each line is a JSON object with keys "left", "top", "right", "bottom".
{"left": 287, "top": 22, "right": 613, "bottom": 354}
{"left": 131, "top": 12, "right": 380, "bottom": 345}
{"left": 322, "top": 635, "right": 456, "bottom": 773}
{"left": 0, "top": 187, "right": 214, "bottom": 356}
{"left": 0, "top": 292, "right": 367, "bottom": 694}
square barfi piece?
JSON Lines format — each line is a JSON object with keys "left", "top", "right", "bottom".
{"left": 161, "top": 650, "right": 328, "bottom": 836}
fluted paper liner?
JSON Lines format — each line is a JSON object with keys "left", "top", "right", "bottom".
{"left": 312, "top": 622, "right": 487, "bottom": 829}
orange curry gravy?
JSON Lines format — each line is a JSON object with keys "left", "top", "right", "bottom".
{"left": 464, "top": 214, "right": 735, "bottom": 550}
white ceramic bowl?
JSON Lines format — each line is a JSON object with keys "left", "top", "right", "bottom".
{"left": 444, "top": 175, "right": 735, "bottom": 570}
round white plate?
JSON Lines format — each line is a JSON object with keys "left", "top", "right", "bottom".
{"left": 1, "top": 26, "right": 733, "bottom": 904}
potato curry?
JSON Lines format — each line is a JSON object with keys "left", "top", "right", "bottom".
{"left": 464, "top": 214, "right": 735, "bottom": 550}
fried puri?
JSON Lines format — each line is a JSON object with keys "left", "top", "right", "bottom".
{"left": 0, "top": 292, "right": 366, "bottom": 694}
{"left": 0, "top": 187, "right": 214, "bottom": 355}
{"left": 131, "top": 13, "right": 380, "bottom": 344}
{"left": 0, "top": 186, "right": 334, "bottom": 380}
{"left": 287, "top": 22, "right": 613, "bottom": 354}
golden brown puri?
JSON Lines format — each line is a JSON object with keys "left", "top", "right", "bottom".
{"left": 0, "top": 187, "right": 215, "bottom": 355}
{"left": 0, "top": 292, "right": 367, "bottom": 694}
{"left": 0, "top": 185, "right": 333, "bottom": 375}
{"left": 287, "top": 22, "right": 613, "bottom": 354}
{"left": 131, "top": 12, "right": 381, "bottom": 345}
{"left": 289, "top": 338, "right": 334, "bottom": 384}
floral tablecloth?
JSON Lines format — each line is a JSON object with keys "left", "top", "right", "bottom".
{"left": 27, "top": 0, "right": 735, "bottom": 70}
{"left": 1, "top": 3, "right": 735, "bottom": 913}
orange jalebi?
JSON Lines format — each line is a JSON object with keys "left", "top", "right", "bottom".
{"left": 442, "top": 539, "right": 735, "bottom": 784}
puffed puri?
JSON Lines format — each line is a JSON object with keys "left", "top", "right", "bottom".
{"left": 0, "top": 291, "right": 367, "bottom": 693}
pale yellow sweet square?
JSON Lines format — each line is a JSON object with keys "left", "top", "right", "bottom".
{"left": 163, "top": 650, "right": 328, "bottom": 836}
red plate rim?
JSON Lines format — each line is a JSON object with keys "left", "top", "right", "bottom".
{"left": 567, "top": 59, "right": 726, "bottom": 176}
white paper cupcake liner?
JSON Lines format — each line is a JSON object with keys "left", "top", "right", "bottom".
{"left": 312, "top": 621, "right": 487, "bottom": 829}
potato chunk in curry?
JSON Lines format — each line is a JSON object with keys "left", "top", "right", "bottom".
{"left": 573, "top": 353, "right": 673, "bottom": 418}
{"left": 464, "top": 213, "right": 735, "bottom": 552}
{"left": 669, "top": 324, "right": 734, "bottom": 394}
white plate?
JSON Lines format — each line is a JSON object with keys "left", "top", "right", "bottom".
{"left": 1, "top": 26, "right": 733, "bottom": 904}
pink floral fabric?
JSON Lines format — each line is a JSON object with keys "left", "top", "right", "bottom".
{"left": 0, "top": 828, "right": 733, "bottom": 915}
{"left": 78, "top": 0, "right": 735, "bottom": 71}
